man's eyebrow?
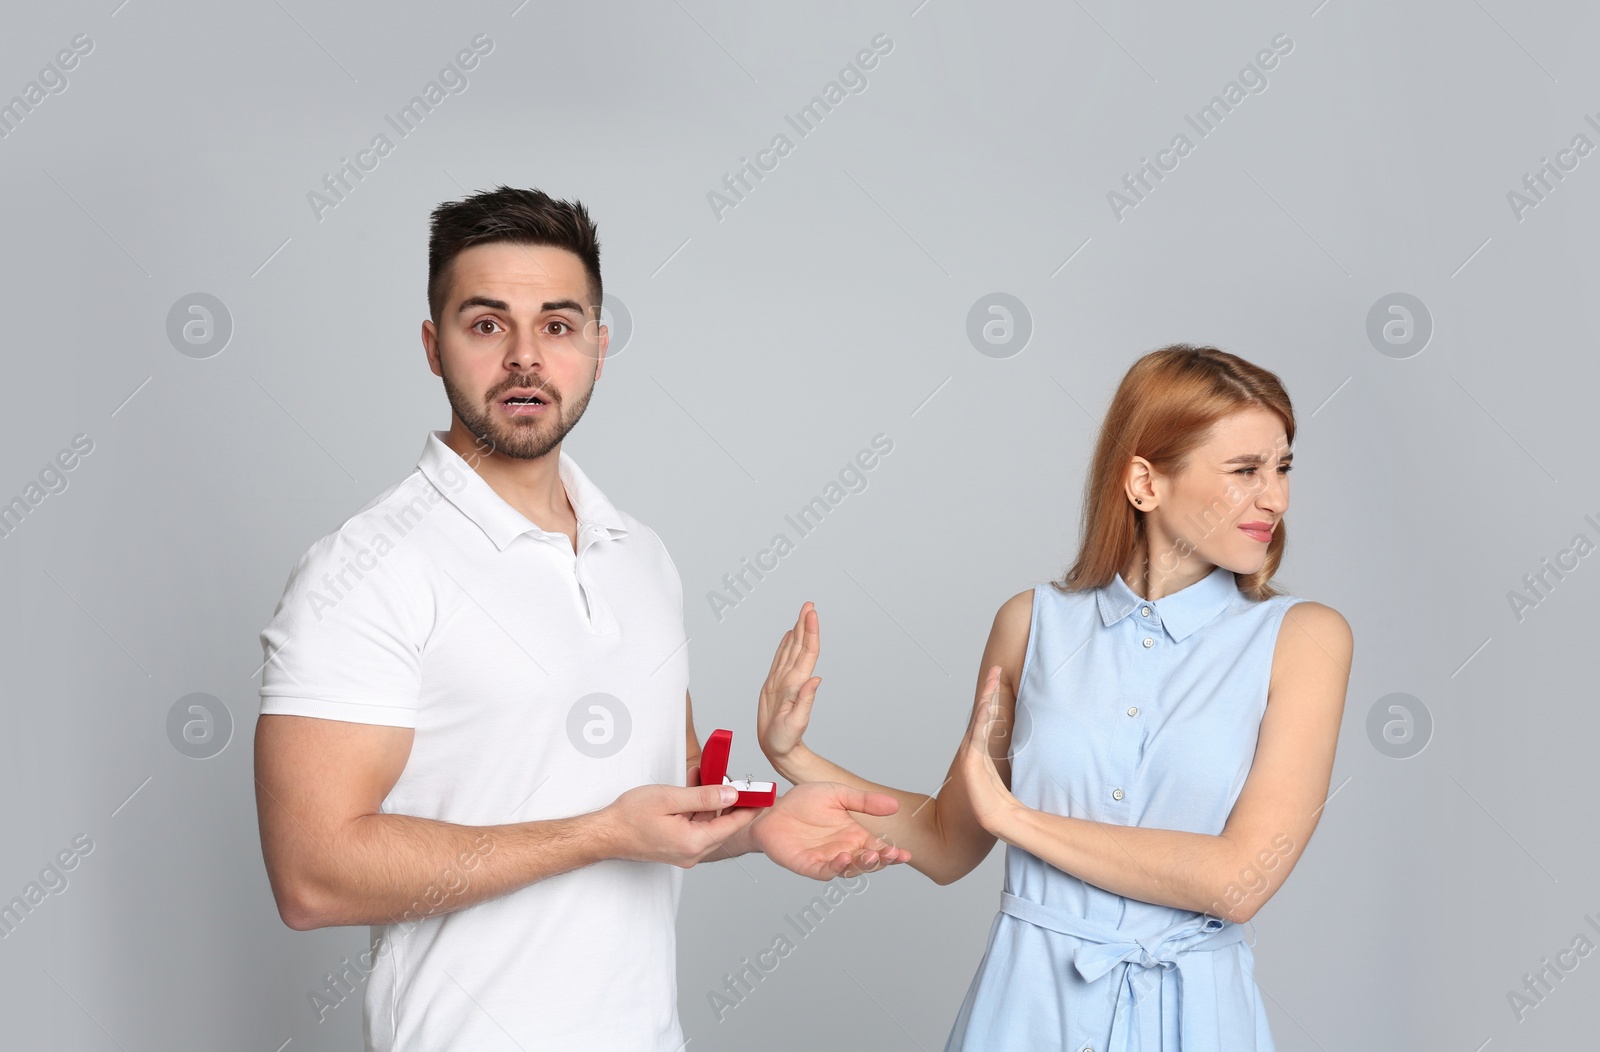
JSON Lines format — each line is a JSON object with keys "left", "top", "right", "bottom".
{"left": 1222, "top": 451, "right": 1294, "bottom": 465}
{"left": 456, "top": 295, "right": 507, "bottom": 314}
{"left": 455, "top": 296, "right": 588, "bottom": 315}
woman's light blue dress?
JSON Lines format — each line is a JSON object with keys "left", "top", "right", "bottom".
{"left": 945, "top": 563, "right": 1306, "bottom": 1052}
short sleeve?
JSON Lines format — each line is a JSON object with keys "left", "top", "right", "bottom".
{"left": 258, "top": 528, "right": 425, "bottom": 728}
{"left": 637, "top": 519, "right": 684, "bottom": 620}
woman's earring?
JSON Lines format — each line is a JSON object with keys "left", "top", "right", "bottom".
{"left": 1134, "top": 498, "right": 1142, "bottom": 505}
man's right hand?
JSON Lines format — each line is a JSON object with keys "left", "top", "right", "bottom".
{"left": 601, "top": 783, "right": 761, "bottom": 868}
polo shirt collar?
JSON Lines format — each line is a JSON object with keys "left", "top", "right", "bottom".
{"left": 1097, "top": 562, "right": 1237, "bottom": 641}
{"left": 415, "top": 430, "right": 629, "bottom": 551}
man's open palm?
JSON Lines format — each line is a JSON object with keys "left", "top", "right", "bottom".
{"left": 753, "top": 781, "right": 912, "bottom": 879}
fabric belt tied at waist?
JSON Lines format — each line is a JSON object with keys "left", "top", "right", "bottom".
{"left": 999, "top": 891, "right": 1256, "bottom": 1052}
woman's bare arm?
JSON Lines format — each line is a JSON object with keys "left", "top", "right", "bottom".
{"left": 968, "top": 601, "right": 1352, "bottom": 921}
{"left": 757, "top": 591, "right": 1035, "bottom": 885}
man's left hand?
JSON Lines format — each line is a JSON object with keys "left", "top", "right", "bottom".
{"left": 750, "top": 782, "right": 912, "bottom": 880}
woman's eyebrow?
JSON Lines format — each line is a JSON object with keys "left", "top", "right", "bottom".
{"left": 1222, "top": 451, "right": 1293, "bottom": 465}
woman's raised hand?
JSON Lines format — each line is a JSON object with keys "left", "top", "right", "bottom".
{"left": 757, "top": 601, "right": 823, "bottom": 776}
{"left": 960, "top": 664, "right": 1023, "bottom": 834}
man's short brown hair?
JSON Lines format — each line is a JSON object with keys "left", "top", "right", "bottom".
{"left": 427, "top": 185, "right": 602, "bottom": 323}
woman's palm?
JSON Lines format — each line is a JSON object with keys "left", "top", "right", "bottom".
{"left": 758, "top": 602, "right": 822, "bottom": 762}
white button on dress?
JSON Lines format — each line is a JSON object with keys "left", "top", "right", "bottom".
{"left": 944, "top": 563, "right": 1311, "bottom": 1052}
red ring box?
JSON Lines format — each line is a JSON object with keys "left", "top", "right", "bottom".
{"left": 699, "top": 729, "right": 777, "bottom": 807}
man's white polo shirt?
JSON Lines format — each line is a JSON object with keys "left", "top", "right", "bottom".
{"left": 258, "top": 429, "right": 690, "bottom": 1052}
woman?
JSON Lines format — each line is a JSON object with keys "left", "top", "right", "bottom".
{"left": 757, "top": 345, "right": 1352, "bottom": 1051}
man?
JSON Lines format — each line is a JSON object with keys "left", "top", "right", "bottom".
{"left": 253, "top": 185, "right": 909, "bottom": 1051}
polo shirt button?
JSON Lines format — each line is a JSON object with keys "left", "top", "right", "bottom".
{"left": 1140, "top": 606, "right": 1151, "bottom": 617}
{"left": 1142, "top": 637, "right": 1154, "bottom": 648}
{"left": 1111, "top": 788, "right": 1124, "bottom": 801}
{"left": 1126, "top": 706, "right": 1138, "bottom": 716}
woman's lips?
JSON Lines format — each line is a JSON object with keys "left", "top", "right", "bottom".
{"left": 1238, "top": 523, "right": 1273, "bottom": 543}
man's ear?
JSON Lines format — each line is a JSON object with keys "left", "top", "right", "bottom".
{"left": 592, "top": 310, "right": 610, "bottom": 381}
{"left": 422, "top": 319, "right": 443, "bottom": 378}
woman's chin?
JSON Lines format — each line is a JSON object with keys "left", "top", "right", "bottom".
{"left": 1207, "top": 551, "right": 1267, "bottom": 578}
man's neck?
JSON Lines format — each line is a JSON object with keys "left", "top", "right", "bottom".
{"left": 441, "top": 423, "right": 576, "bottom": 536}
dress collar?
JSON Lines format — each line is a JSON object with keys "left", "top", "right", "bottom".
{"left": 1096, "top": 562, "right": 1238, "bottom": 641}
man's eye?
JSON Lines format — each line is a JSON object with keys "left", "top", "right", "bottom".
{"left": 473, "top": 319, "right": 500, "bottom": 334}
{"left": 547, "top": 321, "right": 571, "bottom": 336}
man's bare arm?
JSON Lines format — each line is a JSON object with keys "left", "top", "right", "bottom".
{"left": 254, "top": 713, "right": 751, "bottom": 931}
{"left": 686, "top": 688, "right": 703, "bottom": 787}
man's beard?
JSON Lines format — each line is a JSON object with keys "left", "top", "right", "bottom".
{"left": 440, "top": 363, "right": 595, "bottom": 462}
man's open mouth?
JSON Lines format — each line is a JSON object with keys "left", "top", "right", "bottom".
{"left": 499, "top": 389, "right": 552, "bottom": 414}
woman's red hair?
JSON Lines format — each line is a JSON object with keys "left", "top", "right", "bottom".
{"left": 1058, "top": 344, "right": 1295, "bottom": 602}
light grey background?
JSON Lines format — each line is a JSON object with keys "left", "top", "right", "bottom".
{"left": 2, "top": 0, "right": 1596, "bottom": 1047}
